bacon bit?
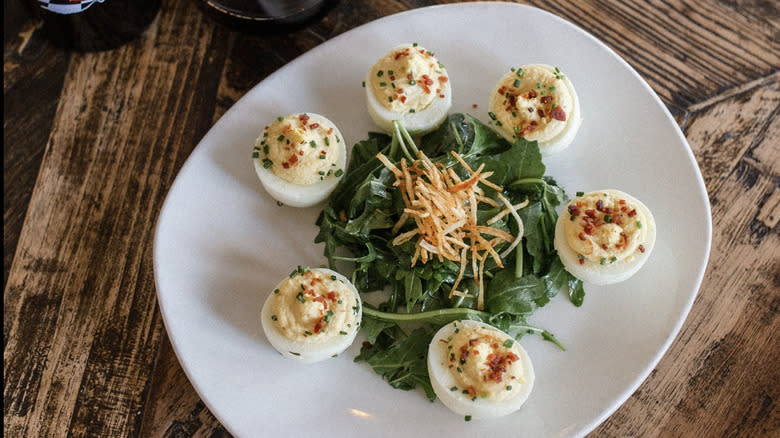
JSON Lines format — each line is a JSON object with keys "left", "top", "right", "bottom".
{"left": 537, "top": 108, "right": 545, "bottom": 118}
{"left": 525, "top": 90, "right": 537, "bottom": 99}
{"left": 327, "top": 127, "right": 333, "bottom": 134}
{"left": 628, "top": 209, "right": 637, "bottom": 217}
{"left": 460, "top": 345, "right": 470, "bottom": 361}
{"left": 422, "top": 74, "right": 434, "bottom": 86}
{"left": 639, "top": 244, "right": 646, "bottom": 253}
{"left": 312, "top": 295, "right": 328, "bottom": 309}
{"left": 584, "top": 223, "right": 595, "bottom": 235}
{"left": 601, "top": 243, "right": 608, "bottom": 250}
{"left": 288, "top": 154, "right": 298, "bottom": 165}
{"left": 466, "top": 386, "right": 477, "bottom": 398}
{"left": 568, "top": 204, "right": 580, "bottom": 216}
{"left": 394, "top": 48, "right": 410, "bottom": 59}
{"left": 282, "top": 162, "right": 290, "bottom": 169}
{"left": 550, "top": 106, "right": 566, "bottom": 121}
{"left": 578, "top": 232, "right": 586, "bottom": 241}
{"left": 309, "top": 123, "right": 319, "bottom": 130}
{"left": 497, "top": 86, "right": 507, "bottom": 95}
{"left": 313, "top": 317, "right": 324, "bottom": 334}
{"left": 472, "top": 104, "right": 478, "bottom": 109}
{"left": 579, "top": 258, "right": 585, "bottom": 265}
{"left": 423, "top": 85, "right": 431, "bottom": 94}
{"left": 389, "top": 75, "right": 395, "bottom": 81}
{"left": 298, "top": 150, "right": 304, "bottom": 155}
{"left": 407, "top": 73, "right": 413, "bottom": 80}
{"left": 400, "top": 95, "right": 407, "bottom": 103}
{"left": 540, "top": 95, "right": 553, "bottom": 104}
{"left": 282, "top": 123, "right": 292, "bottom": 133}
{"left": 298, "top": 113, "right": 310, "bottom": 124}
{"left": 438, "top": 76, "right": 448, "bottom": 83}
{"left": 439, "top": 94, "right": 446, "bottom": 98}
{"left": 596, "top": 200, "right": 604, "bottom": 211}
{"left": 469, "top": 338, "right": 480, "bottom": 346}
{"left": 326, "top": 291, "right": 337, "bottom": 301}
{"left": 585, "top": 209, "right": 597, "bottom": 219}
{"left": 485, "top": 351, "right": 519, "bottom": 383}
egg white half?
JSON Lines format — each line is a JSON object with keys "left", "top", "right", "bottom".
{"left": 554, "top": 189, "right": 657, "bottom": 285}
{"left": 365, "top": 45, "right": 453, "bottom": 136}
{"left": 253, "top": 113, "right": 347, "bottom": 208}
{"left": 260, "top": 268, "right": 362, "bottom": 364}
{"left": 488, "top": 64, "right": 581, "bottom": 156}
{"left": 428, "top": 320, "right": 535, "bottom": 419}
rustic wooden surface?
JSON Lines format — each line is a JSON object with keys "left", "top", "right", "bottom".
{"left": 4, "top": 0, "right": 778, "bottom": 436}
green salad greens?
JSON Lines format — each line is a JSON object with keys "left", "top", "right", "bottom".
{"left": 314, "top": 113, "right": 583, "bottom": 400}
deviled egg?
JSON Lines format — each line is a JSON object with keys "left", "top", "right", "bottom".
{"left": 554, "top": 189, "right": 656, "bottom": 285}
{"left": 365, "top": 43, "right": 452, "bottom": 135}
{"left": 488, "top": 64, "right": 581, "bottom": 155}
{"left": 253, "top": 113, "right": 346, "bottom": 207}
{"left": 261, "top": 266, "right": 362, "bottom": 363}
{"left": 428, "top": 320, "right": 535, "bottom": 420}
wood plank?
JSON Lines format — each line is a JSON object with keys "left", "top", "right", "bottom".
{"left": 3, "top": 15, "right": 70, "bottom": 288}
{"left": 536, "top": 0, "right": 779, "bottom": 116}
{"left": 591, "top": 74, "right": 779, "bottom": 437}
{"left": 3, "top": 1, "right": 228, "bottom": 436}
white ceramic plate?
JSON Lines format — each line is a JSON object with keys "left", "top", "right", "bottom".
{"left": 154, "top": 3, "right": 711, "bottom": 437}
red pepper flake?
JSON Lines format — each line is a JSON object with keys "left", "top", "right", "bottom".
{"left": 320, "top": 150, "right": 327, "bottom": 156}
{"left": 313, "top": 317, "right": 324, "bottom": 333}
{"left": 282, "top": 162, "right": 290, "bottom": 169}
{"left": 389, "top": 75, "right": 395, "bottom": 81}
{"left": 550, "top": 106, "right": 566, "bottom": 121}
{"left": 578, "top": 258, "right": 585, "bottom": 265}
{"left": 298, "top": 150, "right": 304, "bottom": 156}
{"left": 312, "top": 295, "right": 328, "bottom": 309}
{"left": 326, "top": 291, "right": 337, "bottom": 301}
{"left": 394, "top": 48, "right": 410, "bottom": 59}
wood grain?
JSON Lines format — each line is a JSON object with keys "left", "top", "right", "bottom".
{"left": 3, "top": 0, "right": 778, "bottom": 437}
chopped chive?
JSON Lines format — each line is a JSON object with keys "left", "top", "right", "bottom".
{"left": 636, "top": 221, "right": 642, "bottom": 228}
{"left": 506, "top": 385, "right": 512, "bottom": 391}
{"left": 513, "top": 79, "right": 521, "bottom": 87}
{"left": 610, "top": 256, "right": 617, "bottom": 263}
{"left": 503, "top": 339, "right": 514, "bottom": 348}
{"left": 310, "top": 140, "right": 317, "bottom": 148}
{"left": 600, "top": 257, "right": 607, "bottom": 265}
{"left": 334, "top": 169, "right": 344, "bottom": 177}
{"left": 604, "top": 214, "right": 613, "bottom": 223}
{"left": 277, "top": 135, "right": 284, "bottom": 142}
{"left": 324, "top": 136, "right": 330, "bottom": 146}
{"left": 576, "top": 191, "right": 584, "bottom": 197}
{"left": 488, "top": 111, "right": 497, "bottom": 120}
{"left": 324, "top": 310, "right": 334, "bottom": 323}
{"left": 271, "top": 315, "right": 277, "bottom": 321}
{"left": 339, "top": 330, "right": 348, "bottom": 335}
{"left": 450, "top": 386, "right": 458, "bottom": 391}
{"left": 379, "top": 81, "right": 387, "bottom": 87}
{"left": 465, "top": 415, "right": 472, "bottom": 422}
{"left": 409, "top": 109, "right": 416, "bottom": 113}
{"left": 277, "top": 116, "right": 283, "bottom": 122}
{"left": 273, "top": 288, "right": 280, "bottom": 294}
{"left": 377, "top": 70, "right": 384, "bottom": 77}
{"left": 296, "top": 292, "right": 305, "bottom": 303}
{"left": 262, "top": 159, "right": 273, "bottom": 168}
{"left": 252, "top": 151, "right": 260, "bottom": 158}
{"left": 289, "top": 351, "right": 300, "bottom": 356}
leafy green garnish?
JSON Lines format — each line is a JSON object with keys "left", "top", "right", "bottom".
{"left": 315, "top": 114, "right": 583, "bottom": 398}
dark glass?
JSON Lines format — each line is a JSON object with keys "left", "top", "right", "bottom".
{"left": 193, "top": 0, "right": 339, "bottom": 35}
{"left": 33, "top": 0, "right": 161, "bottom": 52}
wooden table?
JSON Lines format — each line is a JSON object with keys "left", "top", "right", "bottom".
{"left": 4, "top": 0, "right": 778, "bottom": 436}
